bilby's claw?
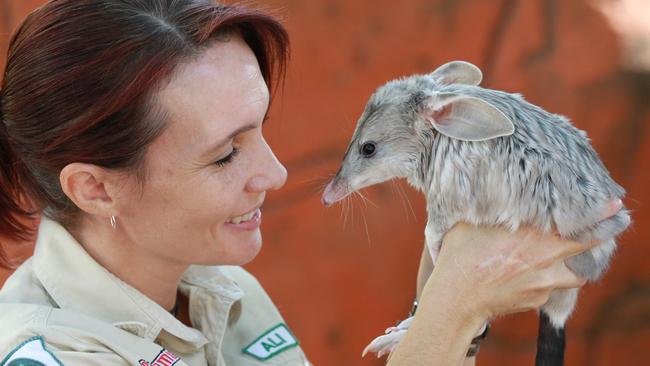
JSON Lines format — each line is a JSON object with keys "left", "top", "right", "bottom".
{"left": 362, "top": 316, "right": 415, "bottom": 358}
{"left": 362, "top": 329, "right": 407, "bottom": 359}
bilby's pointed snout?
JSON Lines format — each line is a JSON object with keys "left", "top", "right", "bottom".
{"left": 321, "top": 177, "right": 349, "bottom": 207}
{"left": 321, "top": 194, "right": 333, "bottom": 207}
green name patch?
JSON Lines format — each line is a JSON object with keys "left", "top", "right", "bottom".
{"left": 242, "top": 324, "right": 299, "bottom": 361}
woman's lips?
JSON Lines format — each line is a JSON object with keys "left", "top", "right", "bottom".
{"left": 225, "top": 208, "right": 261, "bottom": 231}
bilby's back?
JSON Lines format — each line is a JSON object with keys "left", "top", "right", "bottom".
{"left": 417, "top": 84, "right": 629, "bottom": 279}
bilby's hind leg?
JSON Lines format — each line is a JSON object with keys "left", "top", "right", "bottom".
{"left": 566, "top": 238, "right": 616, "bottom": 281}
{"left": 542, "top": 288, "right": 579, "bottom": 329}
{"left": 565, "top": 208, "right": 629, "bottom": 281}
{"left": 536, "top": 206, "right": 630, "bottom": 365}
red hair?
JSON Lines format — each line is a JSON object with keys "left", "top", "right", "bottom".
{"left": 0, "top": 0, "right": 289, "bottom": 267}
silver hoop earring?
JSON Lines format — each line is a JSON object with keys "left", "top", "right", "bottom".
{"left": 110, "top": 216, "right": 117, "bottom": 230}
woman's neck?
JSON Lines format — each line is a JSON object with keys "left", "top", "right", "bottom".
{"left": 71, "top": 217, "right": 188, "bottom": 311}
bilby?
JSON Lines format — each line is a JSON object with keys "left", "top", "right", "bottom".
{"left": 321, "top": 61, "right": 630, "bottom": 365}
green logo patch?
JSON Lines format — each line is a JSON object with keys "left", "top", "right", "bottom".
{"left": 1, "top": 337, "right": 63, "bottom": 366}
{"left": 242, "top": 323, "right": 299, "bottom": 361}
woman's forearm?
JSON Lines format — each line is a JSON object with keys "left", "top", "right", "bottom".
{"left": 416, "top": 246, "right": 476, "bottom": 366}
{"left": 416, "top": 245, "right": 434, "bottom": 300}
{"left": 387, "top": 270, "right": 485, "bottom": 366}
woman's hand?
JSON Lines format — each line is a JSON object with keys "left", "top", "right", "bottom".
{"left": 433, "top": 224, "right": 590, "bottom": 320}
{"left": 388, "top": 199, "right": 622, "bottom": 366}
{"left": 432, "top": 198, "right": 622, "bottom": 321}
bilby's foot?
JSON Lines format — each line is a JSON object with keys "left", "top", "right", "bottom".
{"left": 362, "top": 316, "right": 414, "bottom": 358}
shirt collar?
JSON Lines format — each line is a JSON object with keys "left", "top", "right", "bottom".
{"left": 181, "top": 265, "right": 244, "bottom": 300}
{"left": 33, "top": 217, "right": 242, "bottom": 349}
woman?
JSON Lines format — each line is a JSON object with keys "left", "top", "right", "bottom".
{"left": 0, "top": 1, "right": 617, "bottom": 365}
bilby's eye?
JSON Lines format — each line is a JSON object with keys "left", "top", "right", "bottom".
{"left": 360, "top": 142, "right": 376, "bottom": 157}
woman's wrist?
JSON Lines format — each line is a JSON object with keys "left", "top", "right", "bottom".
{"left": 387, "top": 270, "right": 487, "bottom": 366}
{"left": 421, "top": 267, "right": 488, "bottom": 333}
{"left": 425, "top": 251, "right": 492, "bottom": 326}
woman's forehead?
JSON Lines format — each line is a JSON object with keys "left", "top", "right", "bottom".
{"left": 153, "top": 36, "right": 269, "bottom": 156}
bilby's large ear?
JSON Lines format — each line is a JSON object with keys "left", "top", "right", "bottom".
{"left": 430, "top": 61, "right": 483, "bottom": 86}
{"left": 423, "top": 93, "right": 514, "bottom": 141}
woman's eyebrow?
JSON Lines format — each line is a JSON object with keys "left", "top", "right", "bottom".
{"left": 201, "top": 123, "right": 257, "bottom": 159}
{"left": 200, "top": 98, "right": 270, "bottom": 159}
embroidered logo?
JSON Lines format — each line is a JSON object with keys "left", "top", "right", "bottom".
{"left": 138, "top": 349, "right": 179, "bottom": 366}
{"left": 242, "top": 323, "right": 299, "bottom": 361}
{"left": 0, "top": 337, "right": 63, "bottom": 366}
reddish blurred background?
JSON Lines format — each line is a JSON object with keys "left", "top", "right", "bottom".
{"left": 1, "top": 0, "right": 649, "bottom": 365}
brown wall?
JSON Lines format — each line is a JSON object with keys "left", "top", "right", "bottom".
{"left": 1, "top": 1, "right": 649, "bottom": 365}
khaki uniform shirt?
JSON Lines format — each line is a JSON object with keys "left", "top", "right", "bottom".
{"left": 0, "top": 218, "right": 311, "bottom": 366}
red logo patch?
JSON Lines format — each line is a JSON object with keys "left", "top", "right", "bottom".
{"left": 139, "top": 349, "right": 180, "bottom": 366}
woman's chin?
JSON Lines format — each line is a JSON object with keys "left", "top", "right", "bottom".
{"left": 234, "top": 236, "right": 263, "bottom": 265}
{"left": 218, "top": 230, "right": 263, "bottom": 265}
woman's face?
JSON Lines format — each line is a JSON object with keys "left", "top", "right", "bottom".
{"left": 117, "top": 35, "right": 287, "bottom": 266}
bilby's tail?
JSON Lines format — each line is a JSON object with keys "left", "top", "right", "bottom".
{"left": 535, "top": 311, "right": 565, "bottom": 366}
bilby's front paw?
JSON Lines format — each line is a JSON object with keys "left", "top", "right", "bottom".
{"left": 362, "top": 316, "right": 414, "bottom": 358}
{"left": 362, "top": 330, "right": 406, "bottom": 358}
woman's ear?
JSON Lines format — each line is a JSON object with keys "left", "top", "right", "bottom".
{"left": 59, "top": 163, "right": 118, "bottom": 217}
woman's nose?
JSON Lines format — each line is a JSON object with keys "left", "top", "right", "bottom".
{"left": 246, "top": 138, "right": 287, "bottom": 193}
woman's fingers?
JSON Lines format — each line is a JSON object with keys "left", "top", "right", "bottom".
{"left": 517, "top": 262, "right": 586, "bottom": 311}
{"left": 553, "top": 236, "right": 599, "bottom": 260}
{"left": 599, "top": 198, "right": 623, "bottom": 222}
{"left": 543, "top": 198, "right": 622, "bottom": 261}
{"left": 543, "top": 261, "right": 587, "bottom": 290}
{"left": 510, "top": 228, "right": 577, "bottom": 266}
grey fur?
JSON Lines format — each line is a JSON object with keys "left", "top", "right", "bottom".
{"left": 324, "top": 61, "right": 631, "bottom": 331}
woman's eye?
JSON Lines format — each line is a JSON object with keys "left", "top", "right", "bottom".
{"left": 214, "top": 147, "right": 240, "bottom": 167}
{"left": 360, "top": 142, "right": 377, "bottom": 157}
